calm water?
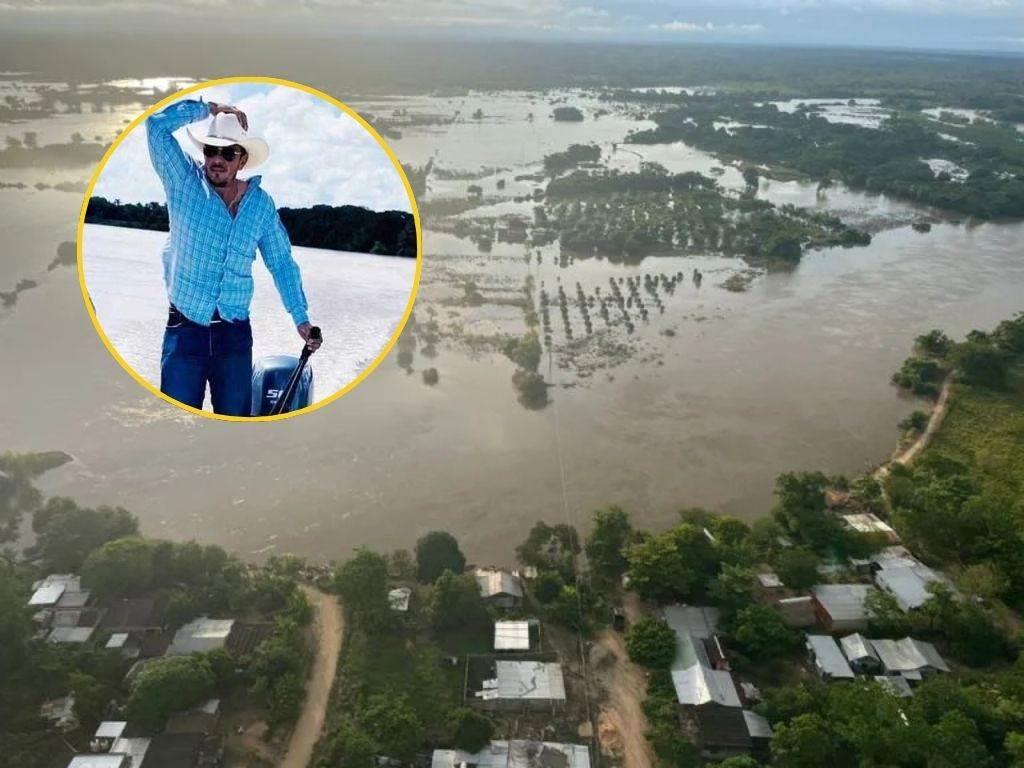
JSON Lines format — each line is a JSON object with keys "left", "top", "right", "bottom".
{"left": 3, "top": 81, "right": 1023, "bottom": 564}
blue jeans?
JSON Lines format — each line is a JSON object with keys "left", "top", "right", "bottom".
{"left": 160, "top": 307, "right": 252, "bottom": 416}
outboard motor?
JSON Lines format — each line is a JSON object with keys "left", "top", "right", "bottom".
{"left": 250, "top": 327, "right": 321, "bottom": 416}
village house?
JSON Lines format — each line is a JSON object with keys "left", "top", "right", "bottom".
{"left": 870, "top": 637, "right": 950, "bottom": 682}
{"left": 806, "top": 635, "right": 855, "bottom": 681}
{"left": 469, "top": 659, "right": 566, "bottom": 711}
{"left": 840, "top": 633, "right": 883, "bottom": 675}
{"left": 811, "top": 584, "right": 874, "bottom": 632}
{"left": 494, "top": 620, "right": 535, "bottom": 652}
{"left": 474, "top": 568, "right": 524, "bottom": 609}
{"left": 432, "top": 740, "right": 590, "bottom": 768}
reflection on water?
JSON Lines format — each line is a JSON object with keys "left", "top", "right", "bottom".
{"left": 2, "top": 77, "right": 1024, "bottom": 565}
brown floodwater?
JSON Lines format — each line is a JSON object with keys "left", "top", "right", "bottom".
{"left": 2, "top": 83, "right": 1023, "bottom": 565}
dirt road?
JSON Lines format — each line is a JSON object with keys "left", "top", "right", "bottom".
{"left": 594, "top": 593, "right": 653, "bottom": 768}
{"left": 877, "top": 374, "right": 953, "bottom": 482}
{"left": 279, "top": 585, "right": 344, "bottom": 768}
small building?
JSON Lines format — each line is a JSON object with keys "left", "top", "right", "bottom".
{"left": 67, "top": 756, "right": 130, "bottom": 768}
{"left": 48, "top": 625, "right": 96, "bottom": 644}
{"left": 166, "top": 617, "right": 234, "bottom": 656}
{"left": 474, "top": 568, "right": 524, "bottom": 609}
{"left": 811, "top": 584, "right": 873, "bottom": 632}
{"left": 494, "top": 620, "right": 532, "bottom": 652}
{"left": 432, "top": 740, "right": 590, "bottom": 768}
{"left": 473, "top": 660, "right": 566, "bottom": 711}
{"left": 388, "top": 587, "right": 412, "bottom": 613}
{"left": 109, "top": 737, "right": 150, "bottom": 767}
{"left": 756, "top": 572, "right": 783, "bottom": 590}
{"left": 840, "top": 632, "right": 882, "bottom": 675}
{"left": 874, "top": 564, "right": 951, "bottom": 612}
{"left": 29, "top": 574, "right": 81, "bottom": 607}
{"left": 841, "top": 513, "right": 900, "bottom": 543}
{"left": 806, "top": 635, "right": 855, "bottom": 681}
{"left": 91, "top": 721, "right": 127, "bottom": 753}
{"left": 871, "top": 637, "right": 949, "bottom": 682}
{"left": 777, "top": 596, "right": 816, "bottom": 628}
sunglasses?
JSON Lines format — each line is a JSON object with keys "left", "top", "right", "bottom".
{"left": 202, "top": 144, "right": 246, "bottom": 162}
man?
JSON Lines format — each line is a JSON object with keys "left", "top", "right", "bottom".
{"left": 146, "top": 96, "right": 321, "bottom": 416}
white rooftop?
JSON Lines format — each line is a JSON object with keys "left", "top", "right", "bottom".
{"left": 806, "top": 634, "right": 855, "bottom": 679}
{"left": 487, "top": 660, "right": 565, "bottom": 701}
{"left": 167, "top": 616, "right": 234, "bottom": 655}
{"left": 475, "top": 569, "right": 524, "bottom": 600}
{"left": 812, "top": 584, "right": 873, "bottom": 623}
{"left": 388, "top": 587, "right": 412, "bottom": 612}
{"left": 871, "top": 637, "right": 950, "bottom": 675}
{"left": 94, "top": 721, "right": 127, "bottom": 740}
{"left": 842, "top": 513, "right": 897, "bottom": 537}
{"left": 432, "top": 740, "right": 590, "bottom": 768}
{"left": 671, "top": 664, "right": 741, "bottom": 707}
{"left": 106, "top": 633, "right": 130, "bottom": 649}
{"left": 495, "top": 620, "right": 531, "bottom": 651}
{"left": 67, "top": 757, "right": 129, "bottom": 768}
{"left": 875, "top": 565, "right": 950, "bottom": 611}
{"left": 110, "top": 737, "right": 150, "bottom": 767}
{"left": 48, "top": 626, "right": 95, "bottom": 644}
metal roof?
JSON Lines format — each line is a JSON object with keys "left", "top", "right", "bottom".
{"left": 806, "top": 635, "right": 855, "bottom": 680}
{"left": 94, "top": 721, "right": 127, "bottom": 740}
{"left": 743, "top": 709, "right": 773, "bottom": 739}
{"left": 671, "top": 665, "right": 741, "bottom": 707}
{"left": 842, "top": 513, "right": 896, "bottom": 536}
{"left": 388, "top": 587, "right": 412, "bottom": 612}
{"left": 757, "top": 572, "right": 783, "bottom": 588}
{"left": 167, "top": 617, "right": 234, "bottom": 656}
{"left": 30, "top": 574, "right": 80, "bottom": 606}
{"left": 874, "top": 675, "right": 914, "bottom": 698}
{"left": 432, "top": 740, "right": 590, "bottom": 768}
{"left": 474, "top": 569, "right": 524, "bottom": 599}
{"left": 48, "top": 626, "right": 95, "bottom": 644}
{"left": 495, "top": 621, "right": 531, "bottom": 651}
{"left": 662, "top": 604, "right": 740, "bottom": 707}
{"left": 874, "top": 565, "right": 949, "bottom": 611}
{"left": 67, "top": 757, "right": 129, "bottom": 768}
{"left": 106, "top": 633, "right": 130, "bottom": 649}
{"left": 812, "top": 584, "right": 872, "bottom": 623}
{"left": 870, "top": 637, "right": 950, "bottom": 675}
{"left": 110, "top": 737, "right": 150, "bottom": 767}
{"left": 840, "top": 632, "right": 878, "bottom": 662}
{"left": 56, "top": 589, "right": 92, "bottom": 609}
{"left": 489, "top": 661, "right": 565, "bottom": 701}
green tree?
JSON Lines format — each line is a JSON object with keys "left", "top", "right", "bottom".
{"left": 415, "top": 531, "right": 467, "bottom": 583}
{"left": 516, "top": 521, "right": 580, "bottom": 579}
{"left": 715, "top": 758, "right": 761, "bottom": 768}
{"left": 626, "top": 523, "right": 719, "bottom": 602}
{"left": 70, "top": 672, "right": 111, "bottom": 730}
{"left": 31, "top": 497, "right": 138, "bottom": 571}
{"left": 532, "top": 571, "right": 564, "bottom": 604}
{"left": 586, "top": 506, "right": 633, "bottom": 584}
{"left": 388, "top": 549, "right": 416, "bottom": 580}
{"left": 775, "top": 548, "right": 820, "bottom": 590}
{"left": 865, "top": 588, "right": 910, "bottom": 636}
{"left": 320, "top": 723, "right": 378, "bottom": 768}
{"left": 447, "top": 707, "right": 494, "bottom": 752}
{"left": 772, "top": 471, "right": 838, "bottom": 551}
{"left": 647, "top": 724, "right": 701, "bottom": 768}
{"left": 771, "top": 713, "right": 840, "bottom": 768}
{"left": 363, "top": 694, "right": 425, "bottom": 760}
{"left": 430, "top": 571, "right": 489, "bottom": 632}
{"left": 952, "top": 341, "right": 1008, "bottom": 389}
{"left": 0, "top": 560, "right": 29, "bottom": 680}
{"left": 728, "top": 604, "right": 799, "bottom": 660}
{"left": 626, "top": 618, "right": 677, "bottom": 668}
{"left": 335, "top": 548, "right": 390, "bottom": 630}
{"left": 82, "top": 537, "right": 155, "bottom": 598}
{"left": 927, "top": 710, "right": 991, "bottom": 768}
{"left": 128, "top": 655, "right": 215, "bottom": 728}
{"left": 708, "top": 564, "right": 756, "bottom": 621}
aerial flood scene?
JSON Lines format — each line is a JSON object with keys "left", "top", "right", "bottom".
{"left": 2, "top": 9, "right": 1024, "bottom": 768}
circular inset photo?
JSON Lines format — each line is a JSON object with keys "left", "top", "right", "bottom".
{"left": 78, "top": 77, "right": 421, "bottom": 421}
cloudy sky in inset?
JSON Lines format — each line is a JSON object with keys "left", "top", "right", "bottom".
{"left": 1, "top": 0, "right": 1023, "bottom": 51}
{"left": 94, "top": 82, "right": 412, "bottom": 212}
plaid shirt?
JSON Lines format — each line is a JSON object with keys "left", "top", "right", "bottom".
{"left": 146, "top": 98, "right": 309, "bottom": 326}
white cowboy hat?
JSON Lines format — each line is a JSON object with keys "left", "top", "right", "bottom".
{"left": 187, "top": 112, "right": 270, "bottom": 170}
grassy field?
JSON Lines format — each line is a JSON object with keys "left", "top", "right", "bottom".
{"left": 924, "top": 360, "right": 1024, "bottom": 493}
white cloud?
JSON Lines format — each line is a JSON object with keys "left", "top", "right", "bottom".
{"left": 94, "top": 83, "right": 411, "bottom": 213}
{"left": 649, "top": 20, "right": 766, "bottom": 33}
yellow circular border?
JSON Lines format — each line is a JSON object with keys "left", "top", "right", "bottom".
{"left": 76, "top": 76, "right": 423, "bottom": 423}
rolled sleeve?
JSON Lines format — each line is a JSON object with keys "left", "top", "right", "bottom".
{"left": 258, "top": 206, "right": 309, "bottom": 326}
{"left": 146, "top": 98, "right": 210, "bottom": 191}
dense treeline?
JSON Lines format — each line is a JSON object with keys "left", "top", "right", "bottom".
{"left": 543, "top": 168, "right": 870, "bottom": 263}
{"left": 85, "top": 197, "right": 417, "bottom": 257}
{"left": 627, "top": 94, "right": 1024, "bottom": 220}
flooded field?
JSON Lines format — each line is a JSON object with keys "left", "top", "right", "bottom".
{"left": 3, "top": 76, "right": 1024, "bottom": 563}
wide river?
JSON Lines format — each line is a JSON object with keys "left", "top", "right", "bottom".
{"left": 2, "top": 82, "right": 1023, "bottom": 564}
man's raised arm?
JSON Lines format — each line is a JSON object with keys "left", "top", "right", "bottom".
{"left": 145, "top": 98, "right": 210, "bottom": 190}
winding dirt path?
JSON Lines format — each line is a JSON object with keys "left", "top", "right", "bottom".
{"left": 595, "top": 594, "right": 652, "bottom": 768}
{"left": 876, "top": 373, "right": 954, "bottom": 480}
{"left": 279, "top": 585, "right": 344, "bottom": 768}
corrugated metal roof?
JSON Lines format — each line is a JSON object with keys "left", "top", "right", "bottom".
{"left": 110, "top": 737, "right": 150, "bottom": 768}
{"left": 67, "top": 756, "right": 129, "bottom": 768}
{"left": 490, "top": 661, "right": 565, "bottom": 701}
{"left": 106, "top": 633, "right": 129, "bottom": 649}
{"left": 812, "top": 584, "right": 872, "bottom": 623}
{"left": 842, "top": 513, "right": 896, "bottom": 536}
{"left": 494, "top": 621, "right": 531, "bottom": 651}
{"left": 671, "top": 665, "right": 741, "bottom": 707}
{"left": 871, "top": 638, "right": 949, "bottom": 674}
{"left": 806, "top": 635, "right": 855, "bottom": 679}
{"left": 388, "top": 587, "right": 412, "bottom": 612}
{"left": 431, "top": 740, "right": 590, "bottom": 768}
{"left": 743, "top": 709, "right": 773, "bottom": 739}
{"left": 840, "top": 632, "right": 878, "bottom": 662}
{"left": 474, "top": 569, "right": 524, "bottom": 599}
{"left": 167, "top": 617, "right": 234, "bottom": 656}
{"left": 94, "top": 721, "right": 127, "bottom": 740}
{"left": 874, "top": 675, "right": 914, "bottom": 698}
{"left": 48, "top": 626, "right": 95, "bottom": 644}
{"left": 662, "top": 604, "right": 740, "bottom": 707}
{"left": 874, "top": 565, "right": 949, "bottom": 611}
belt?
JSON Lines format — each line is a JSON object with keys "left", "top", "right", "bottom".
{"left": 168, "top": 305, "right": 241, "bottom": 326}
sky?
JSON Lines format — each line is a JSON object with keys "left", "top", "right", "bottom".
{"left": 1, "top": 0, "right": 1023, "bottom": 53}
{"left": 93, "top": 82, "right": 413, "bottom": 212}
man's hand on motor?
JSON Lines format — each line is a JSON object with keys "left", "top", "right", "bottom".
{"left": 297, "top": 322, "right": 322, "bottom": 352}
{"left": 207, "top": 102, "right": 248, "bottom": 131}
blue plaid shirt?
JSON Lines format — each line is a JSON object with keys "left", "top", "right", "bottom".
{"left": 146, "top": 98, "right": 309, "bottom": 327}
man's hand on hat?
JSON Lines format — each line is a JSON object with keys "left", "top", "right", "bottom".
{"left": 207, "top": 102, "right": 248, "bottom": 132}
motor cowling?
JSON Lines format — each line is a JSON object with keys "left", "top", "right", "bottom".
{"left": 251, "top": 355, "right": 314, "bottom": 416}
